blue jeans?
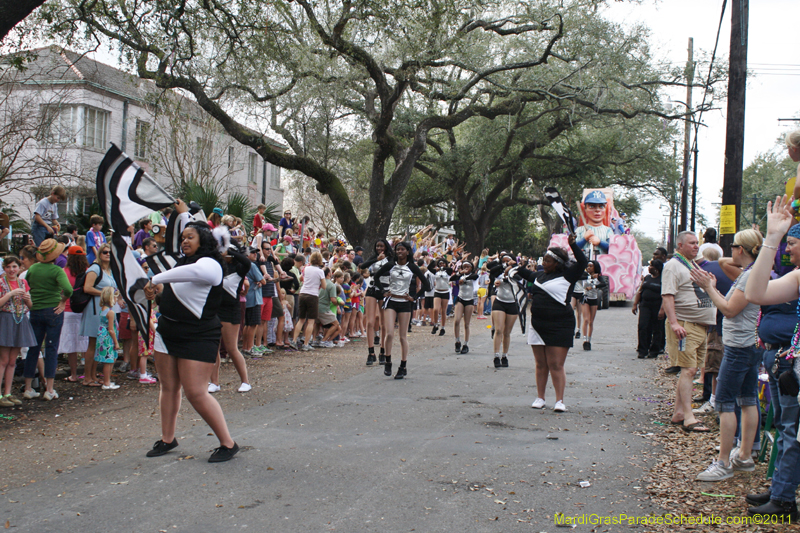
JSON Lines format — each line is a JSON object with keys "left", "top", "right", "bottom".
{"left": 31, "top": 223, "right": 52, "bottom": 246}
{"left": 23, "top": 308, "right": 64, "bottom": 380}
{"left": 715, "top": 344, "right": 762, "bottom": 413}
{"left": 765, "top": 348, "right": 800, "bottom": 502}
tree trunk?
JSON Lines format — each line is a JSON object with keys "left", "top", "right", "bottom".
{"left": 0, "top": 0, "right": 45, "bottom": 40}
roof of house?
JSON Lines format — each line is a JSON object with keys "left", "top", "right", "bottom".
{"left": 3, "top": 46, "right": 285, "bottom": 149}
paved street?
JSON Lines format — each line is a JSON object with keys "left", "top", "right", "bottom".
{"left": 3, "top": 307, "right": 663, "bottom": 531}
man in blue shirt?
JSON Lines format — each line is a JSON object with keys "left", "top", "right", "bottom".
{"left": 242, "top": 247, "right": 265, "bottom": 356}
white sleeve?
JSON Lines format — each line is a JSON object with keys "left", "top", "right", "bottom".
{"left": 152, "top": 257, "right": 222, "bottom": 286}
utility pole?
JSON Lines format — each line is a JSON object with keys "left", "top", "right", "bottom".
{"left": 679, "top": 38, "right": 694, "bottom": 233}
{"left": 719, "top": 0, "right": 748, "bottom": 254}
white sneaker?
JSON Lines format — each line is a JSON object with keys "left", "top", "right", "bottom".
{"left": 208, "top": 383, "right": 221, "bottom": 393}
{"left": 321, "top": 341, "right": 335, "bottom": 348}
{"left": 102, "top": 383, "right": 120, "bottom": 390}
{"left": 696, "top": 460, "right": 733, "bottom": 481}
{"left": 22, "top": 389, "right": 40, "bottom": 400}
{"left": 238, "top": 383, "right": 252, "bottom": 393}
{"left": 553, "top": 400, "right": 566, "bottom": 412}
{"left": 43, "top": 390, "right": 57, "bottom": 401}
{"left": 692, "top": 401, "right": 714, "bottom": 414}
{"left": 531, "top": 398, "right": 546, "bottom": 409}
{"left": 729, "top": 447, "right": 755, "bottom": 471}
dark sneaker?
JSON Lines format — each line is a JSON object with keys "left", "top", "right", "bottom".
{"left": 438, "top": 328, "right": 446, "bottom": 336}
{"left": 384, "top": 363, "right": 392, "bottom": 377}
{"left": 575, "top": 330, "right": 580, "bottom": 339}
{"left": 665, "top": 366, "right": 681, "bottom": 374}
{"left": 378, "top": 353, "right": 386, "bottom": 365}
{"left": 208, "top": 442, "right": 240, "bottom": 463}
{"left": 583, "top": 341, "right": 591, "bottom": 351}
{"left": 460, "top": 345, "right": 469, "bottom": 354}
{"left": 374, "top": 335, "right": 380, "bottom": 345}
{"left": 455, "top": 341, "right": 461, "bottom": 353}
{"left": 366, "top": 353, "right": 375, "bottom": 366}
{"left": 431, "top": 325, "right": 438, "bottom": 335}
{"left": 394, "top": 366, "right": 407, "bottom": 380}
{"left": 501, "top": 356, "right": 508, "bottom": 368}
{"left": 637, "top": 352, "right": 647, "bottom": 359}
{"left": 493, "top": 357, "right": 501, "bottom": 368}
{"left": 146, "top": 438, "right": 178, "bottom": 457}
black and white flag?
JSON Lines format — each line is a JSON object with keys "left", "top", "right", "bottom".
{"left": 544, "top": 187, "right": 577, "bottom": 235}
{"left": 97, "top": 144, "right": 176, "bottom": 331}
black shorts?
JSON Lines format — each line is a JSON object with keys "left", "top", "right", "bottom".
{"left": 424, "top": 296, "right": 435, "bottom": 309}
{"left": 456, "top": 297, "right": 475, "bottom": 308}
{"left": 434, "top": 291, "right": 449, "bottom": 300}
{"left": 271, "top": 296, "right": 284, "bottom": 319}
{"left": 218, "top": 302, "right": 241, "bottom": 325}
{"left": 582, "top": 295, "right": 600, "bottom": 307}
{"left": 491, "top": 299, "right": 518, "bottom": 315}
{"left": 244, "top": 305, "right": 262, "bottom": 326}
{"left": 384, "top": 299, "right": 414, "bottom": 314}
{"left": 298, "top": 294, "right": 319, "bottom": 320}
{"left": 366, "top": 286, "right": 383, "bottom": 299}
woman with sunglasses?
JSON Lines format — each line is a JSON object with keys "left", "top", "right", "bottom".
{"left": 79, "top": 242, "right": 117, "bottom": 387}
{"left": 373, "top": 241, "right": 430, "bottom": 379}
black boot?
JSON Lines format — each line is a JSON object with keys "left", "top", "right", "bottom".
{"left": 395, "top": 361, "right": 407, "bottom": 380}
{"left": 583, "top": 341, "right": 591, "bottom": 351}
{"left": 745, "top": 491, "right": 772, "bottom": 506}
{"left": 460, "top": 344, "right": 469, "bottom": 354}
{"left": 384, "top": 356, "right": 392, "bottom": 377}
{"left": 493, "top": 356, "right": 501, "bottom": 368}
{"left": 431, "top": 325, "right": 438, "bottom": 335}
{"left": 366, "top": 347, "right": 376, "bottom": 366}
{"left": 748, "top": 500, "right": 799, "bottom": 521}
{"left": 438, "top": 328, "right": 446, "bottom": 336}
{"left": 575, "top": 330, "right": 580, "bottom": 339}
{"left": 455, "top": 340, "right": 461, "bottom": 353}
{"left": 379, "top": 348, "right": 386, "bottom": 365}
{"left": 501, "top": 356, "right": 508, "bottom": 368}
{"left": 374, "top": 334, "right": 380, "bottom": 346}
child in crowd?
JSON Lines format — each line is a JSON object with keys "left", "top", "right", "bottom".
{"left": 280, "top": 289, "right": 294, "bottom": 340}
{"left": 350, "top": 272, "right": 363, "bottom": 337}
{"left": 477, "top": 265, "right": 490, "bottom": 318}
{"left": 95, "top": 287, "right": 121, "bottom": 390}
{"left": 341, "top": 272, "right": 353, "bottom": 340}
{"left": 0, "top": 256, "right": 35, "bottom": 406}
{"left": 86, "top": 214, "right": 107, "bottom": 264}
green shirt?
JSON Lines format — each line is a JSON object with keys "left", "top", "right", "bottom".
{"left": 318, "top": 282, "right": 338, "bottom": 315}
{"left": 25, "top": 262, "right": 73, "bottom": 310}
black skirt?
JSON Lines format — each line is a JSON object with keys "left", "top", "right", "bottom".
{"left": 529, "top": 306, "right": 575, "bottom": 348}
{"left": 217, "top": 301, "right": 241, "bottom": 325}
{"left": 157, "top": 315, "right": 222, "bottom": 364}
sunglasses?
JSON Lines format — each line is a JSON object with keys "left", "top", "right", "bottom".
{"left": 101, "top": 251, "right": 110, "bottom": 255}
{"left": 730, "top": 244, "right": 742, "bottom": 249}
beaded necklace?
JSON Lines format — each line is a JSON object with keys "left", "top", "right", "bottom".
{"left": 0, "top": 274, "right": 26, "bottom": 324}
{"left": 673, "top": 252, "right": 694, "bottom": 271}
{"left": 782, "top": 300, "right": 800, "bottom": 360}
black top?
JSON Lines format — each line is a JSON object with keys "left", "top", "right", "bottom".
{"left": 280, "top": 271, "right": 300, "bottom": 295}
{"left": 517, "top": 241, "right": 588, "bottom": 314}
{"left": 221, "top": 248, "right": 251, "bottom": 307}
{"left": 639, "top": 274, "right": 662, "bottom": 305}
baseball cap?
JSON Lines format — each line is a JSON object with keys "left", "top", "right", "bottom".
{"left": 583, "top": 190, "right": 607, "bottom": 204}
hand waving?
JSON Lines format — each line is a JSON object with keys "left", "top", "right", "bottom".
{"left": 766, "top": 195, "right": 794, "bottom": 239}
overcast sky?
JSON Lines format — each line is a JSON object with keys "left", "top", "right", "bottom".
{"left": 602, "top": 0, "right": 800, "bottom": 241}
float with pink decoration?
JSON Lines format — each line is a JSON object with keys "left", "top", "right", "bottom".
{"left": 547, "top": 188, "right": 642, "bottom": 304}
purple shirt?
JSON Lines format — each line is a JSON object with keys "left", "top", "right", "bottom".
{"left": 55, "top": 254, "right": 67, "bottom": 269}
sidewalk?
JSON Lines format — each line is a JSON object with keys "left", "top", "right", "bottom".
{"left": 2, "top": 307, "right": 664, "bottom": 531}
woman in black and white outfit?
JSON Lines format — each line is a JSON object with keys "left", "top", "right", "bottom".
{"left": 450, "top": 261, "right": 478, "bottom": 354}
{"left": 429, "top": 258, "right": 452, "bottom": 336}
{"left": 359, "top": 239, "right": 393, "bottom": 366}
{"left": 143, "top": 200, "right": 238, "bottom": 463}
{"left": 489, "top": 253, "right": 520, "bottom": 369}
{"left": 209, "top": 244, "right": 251, "bottom": 394}
{"left": 373, "top": 241, "right": 431, "bottom": 379}
{"left": 580, "top": 261, "right": 605, "bottom": 351}
{"left": 517, "top": 233, "right": 588, "bottom": 412}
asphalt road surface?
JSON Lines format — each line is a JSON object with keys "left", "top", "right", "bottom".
{"left": 3, "top": 306, "right": 663, "bottom": 532}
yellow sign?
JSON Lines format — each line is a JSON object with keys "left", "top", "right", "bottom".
{"left": 719, "top": 205, "right": 736, "bottom": 235}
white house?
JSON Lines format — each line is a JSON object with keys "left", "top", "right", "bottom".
{"left": 0, "top": 45, "right": 285, "bottom": 221}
